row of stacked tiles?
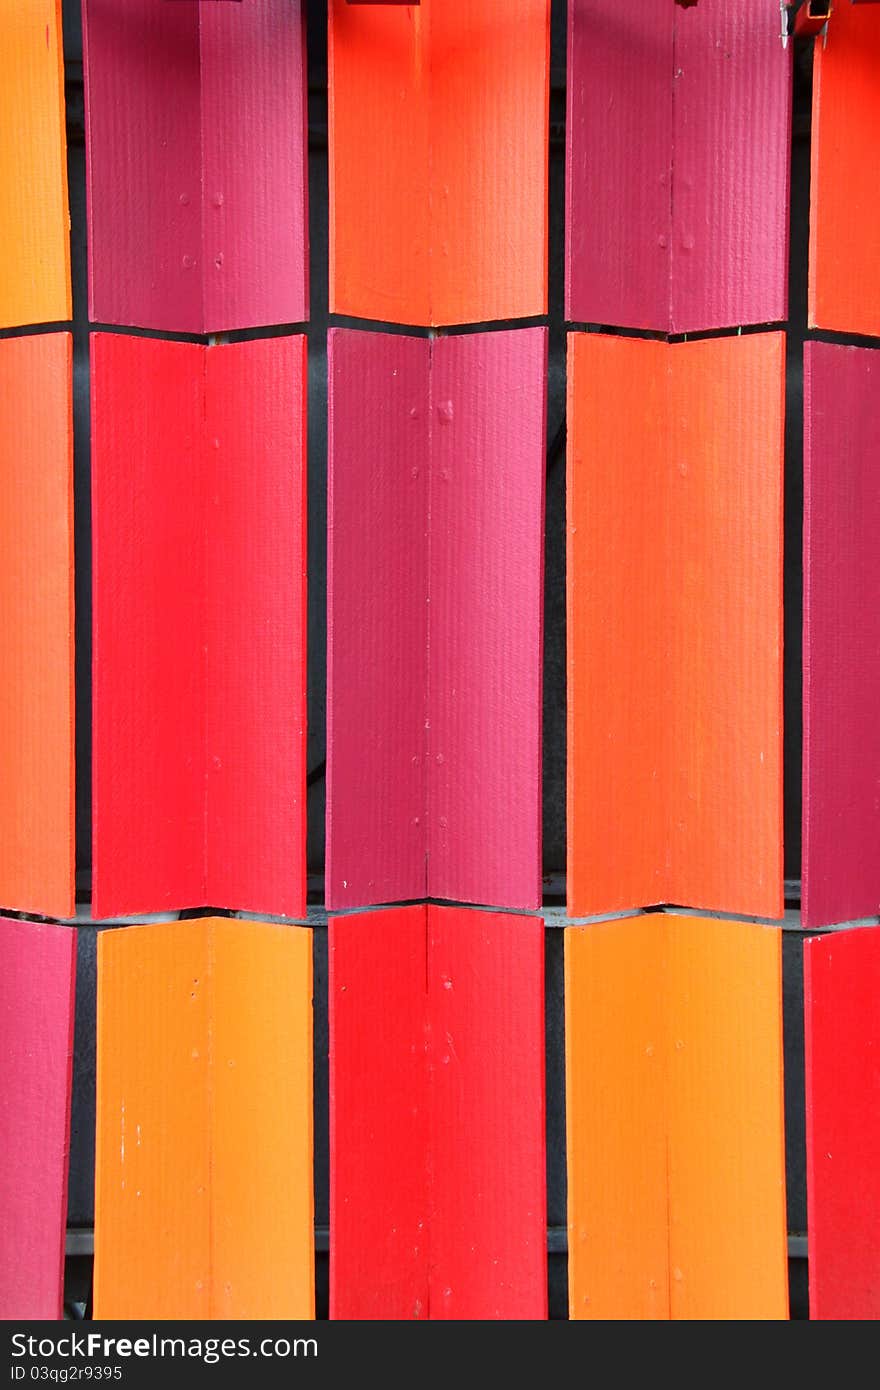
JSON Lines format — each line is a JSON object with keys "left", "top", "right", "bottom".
{"left": 3, "top": 3, "right": 879, "bottom": 336}
{"left": 1, "top": 328, "right": 878, "bottom": 928}
{"left": 2, "top": 911, "right": 878, "bottom": 1320}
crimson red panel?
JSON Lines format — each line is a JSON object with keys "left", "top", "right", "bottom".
{"left": 329, "top": 905, "right": 546, "bottom": 1320}
{"left": 329, "top": 906, "right": 430, "bottom": 1320}
{"left": 0, "top": 919, "right": 76, "bottom": 1319}
{"left": 805, "top": 927, "right": 880, "bottom": 1319}
{"left": 92, "top": 332, "right": 306, "bottom": 917}
{"left": 803, "top": 342, "right": 880, "bottom": 928}
{"left": 429, "top": 907, "right": 546, "bottom": 1320}
{"left": 92, "top": 334, "right": 204, "bottom": 913}
{"left": 326, "top": 327, "right": 545, "bottom": 912}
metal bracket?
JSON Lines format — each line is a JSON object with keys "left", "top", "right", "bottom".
{"left": 789, "top": 1, "right": 832, "bottom": 39}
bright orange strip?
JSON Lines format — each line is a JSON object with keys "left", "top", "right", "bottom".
{"left": 329, "top": 0, "right": 549, "bottom": 326}
{"left": 0, "top": 333, "right": 74, "bottom": 918}
{"left": 666, "top": 916, "right": 788, "bottom": 1320}
{"left": 0, "top": 1, "right": 70, "bottom": 328}
{"left": 809, "top": 2, "right": 880, "bottom": 335}
{"left": 564, "top": 915, "right": 669, "bottom": 1320}
{"left": 566, "top": 915, "right": 788, "bottom": 1321}
{"left": 95, "top": 919, "right": 314, "bottom": 1319}
{"left": 567, "top": 332, "right": 784, "bottom": 919}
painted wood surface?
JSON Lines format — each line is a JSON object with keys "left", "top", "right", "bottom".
{"left": 803, "top": 342, "right": 880, "bottom": 929}
{"left": 566, "top": 0, "right": 791, "bottom": 333}
{"left": 327, "top": 327, "right": 545, "bottom": 912}
{"left": 92, "top": 333, "right": 307, "bottom": 918}
{"left": 0, "top": 333, "right": 74, "bottom": 919}
{"left": 566, "top": 914, "right": 788, "bottom": 1320}
{"left": 330, "top": 905, "right": 546, "bottom": 1320}
{"left": 94, "top": 918, "right": 314, "bottom": 1320}
{"left": 329, "top": 0, "right": 549, "bottom": 325}
{"left": 810, "top": 0, "right": 880, "bottom": 336}
{"left": 82, "top": 0, "right": 307, "bottom": 333}
{"left": 567, "top": 331, "right": 784, "bottom": 919}
{"left": 0, "top": 919, "right": 76, "bottom": 1319}
{"left": 0, "top": 0, "right": 70, "bottom": 328}
{"left": 805, "top": 926, "right": 880, "bottom": 1320}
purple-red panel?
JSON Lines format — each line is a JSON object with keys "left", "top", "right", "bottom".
{"left": 566, "top": 0, "right": 790, "bottom": 332}
{"left": 329, "top": 905, "right": 546, "bottom": 1320}
{"left": 327, "top": 328, "right": 545, "bottom": 912}
{"left": 326, "top": 331, "right": 429, "bottom": 910}
{"left": 0, "top": 919, "right": 76, "bottom": 1319}
{"left": 428, "top": 331, "right": 546, "bottom": 909}
{"left": 803, "top": 342, "right": 880, "bottom": 928}
{"left": 805, "top": 927, "right": 880, "bottom": 1319}
{"left": 83, "top": 0, "right": 307, "bottom": 332}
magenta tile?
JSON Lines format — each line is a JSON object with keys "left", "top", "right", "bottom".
{"left": 803, "top": 341, "right": 880, "bottom": 928}
{"left": 566, "top": 0, "right": 791, "bottom": 333}
{"left": 326, "top": 328, "right": 546, "bottom": 912}
{"left": 83, "top": 0, "right": 307, "bottom": 333}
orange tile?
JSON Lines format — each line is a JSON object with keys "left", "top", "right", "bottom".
{"left": 567, "top": 332, "right": 784, "bottom": 919}
{"left": 329, "top": 0, "right": 549, "bottom": 326}
{"left": 565, "top": 915, "right": 669, "bottom": 1320}
{"left": 95, "top": 919, "right": 313, "bottom": 1319}
{"left": 0, "top": 1, "right": 70, "bottom": 328}
{"left": 666, "top": 916, "right": 788, "bottom": 1320}
{"left": 0, "top": 332, "right": 74, "bottom": 917}
{"left": 809, "top": 2, "right": 880, "bottom": 335}
{"left": 566, "top": 915, "right": 788, "bottom": 1320}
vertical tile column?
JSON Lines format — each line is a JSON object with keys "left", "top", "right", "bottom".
{"left": 83, "top": 1, "right": 314, "bottom": 1318}
{"left": 326, "top": 0, "right": 551, "bottom": 1318}
{"left": 564, "top": 0, "right": 791, "bottom": 1320}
